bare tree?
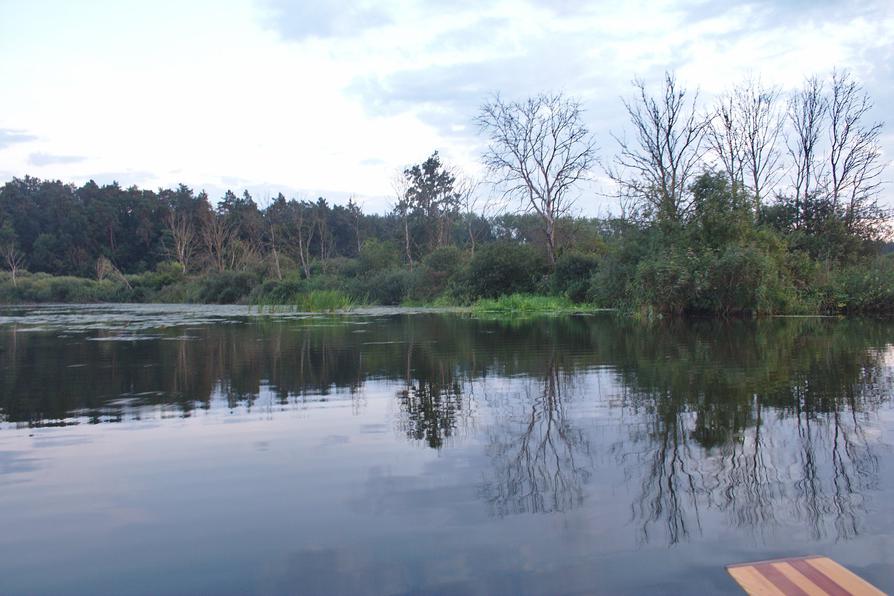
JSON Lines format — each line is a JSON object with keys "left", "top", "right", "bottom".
{"left": 737, "top": 78, "right": 784, "bottom": 210}
{"left": 95, "top": 256, "right": 132, "bottom": 289}
{"left": 827, "top": 70, "right": 886, "bottom": 235}
{"left": 267, "top": 217, "right": 283, "bottom": 281}
{"left": 708, "top": 77, "right": 785, "bottom": 212}
{"left": 454, "top": 172, "right": 485, "bottom": 256}
{"left": 292, "top": 201, "right": 314, "bottom": 278}
{"left": 228, "top": 237, "right": 260, "bottom": 272}
{"left": 347, "top": 196, "right": 363, "bottom": 256}
{"left": 164, "top": 211, "right": 196, "bottom": 272}
{"left": 313, "top": 198, "right": 333, "bottom": 262}
{"left": 391, "top": 172, "right": 414, "bottom": 270}
{"left": 478, "top": 93, "right": 597, "bottom": 265}
{"left": 707, "top": 91, "right": 746, "bottom": 198}
{"left": 1, "top": 242, "right": 25, "bottom": 287}
{"left": 786, "top": 76, "right": 828, "bottom": 228}
{"left": 611, "top": 73, "right": 709, "bottom": 223}
{"left": 202, "top": 214, "right": 233, "bottom": 272}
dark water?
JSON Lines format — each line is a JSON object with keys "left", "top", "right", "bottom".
{"left": 1, "top": 305, "right": 893, "bottom": 595}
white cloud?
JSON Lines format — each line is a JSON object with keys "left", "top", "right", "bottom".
{"left": 0, "top": 0, "right": 891, "bottom": 213}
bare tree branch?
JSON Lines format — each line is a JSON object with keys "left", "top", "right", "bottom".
{"left": 610, "top": 73, "right": 709, "bottom": 223}
{"left": 477, "top": 92, "right": 597, "bottom": 264}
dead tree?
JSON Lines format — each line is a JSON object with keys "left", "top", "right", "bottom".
{"left": 267, "top": 218, "right": 283, "bottom": 281}
{"left": 292, "top": 201, "right": 314, "bottom": 278}
{"left": 827, "top": 70, "right": 886, "bottom": 236}
{"left": 707, "top": 91, "right": 746, "bottom": 199}
{"left": 611, "top": 73, "right": 709, "bottom": 223}
{"left": 786, "top": 76, "right": 828, "bottom": 228}
{"left": 202, "top": 214, "right": 233, "bottom": 272}
{"left": 455, "top": 172, "right": 483, "bottom": 256}
{"left": 347, "top": 197, "right": 363, "bottom": 256}
{"left": 737, "top": 78, "right": 784, "bottom": 210}
{"left": 478, "top": 93, "right": 597, "bottom": 265}
{"left": 95, "top": 256, "right": 132, "bottom": 289}
{"left": 1, "top": 242, "right": 25, "bottom": 287}
{"left": 164, "top": 211, "right": 196, "bottom": 272}
{"left": 392, "top": 172, "right": 414, "bottom": 270}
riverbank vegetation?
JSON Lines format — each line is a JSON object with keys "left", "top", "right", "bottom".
{"left": 0, "top": 70, "right": 890, "bottom": 314}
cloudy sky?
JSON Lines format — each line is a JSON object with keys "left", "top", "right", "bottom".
{"left": 0, "top": 0, "right": 892, "bottom": 213}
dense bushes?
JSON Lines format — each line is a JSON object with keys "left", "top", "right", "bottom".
{"left": 462, "top": 242, "right": 548, "bottom": 299}
{"left": 194, "top": 271, "right": 258, "bottom": 304}
{"left": 552, "top": 251, "right": 599, "bottom": 302}
{"left": 0, "top": 272, "right": 132, "bottom": 303}
{"left": 355, "top": 269, "right": 413, "bottom": 305}
{"left": 3, "top": 236, "right": 891, "bottom": 315}
{"left": 832, "top": 258, "right": 894, "bottom": 313}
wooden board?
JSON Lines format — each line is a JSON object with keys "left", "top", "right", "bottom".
{"left": 727, "top": 555, "right": 886, "bottom": 596}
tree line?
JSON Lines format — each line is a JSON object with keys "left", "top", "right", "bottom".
{"left": 0, "top": 69, "right": 891, "bottom": 312}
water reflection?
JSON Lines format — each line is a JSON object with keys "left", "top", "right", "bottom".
{"left": 480, "top": 352, "right": 592, "bottom": 515}
{"left": 0, "top": 310, "right": 892, "bottom": 554}
{"left": 604, "top": 320, "right": 891, "bottom": 545}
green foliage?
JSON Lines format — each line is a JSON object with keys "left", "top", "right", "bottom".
{"left": 409, "top": 246, "right": 466, "bottom": 301}
{"left": 698, "top": 245, "right": 787, "bottom": 314}
{"left": 552, "top": 251, "right": 599, "bottom": 303}
{"left": 0, "top": 171, "right": 890, "bottom": 314}
{"left": 194, "top": 271, "right": 258, "bottom": 304}
{"left": 473, "top": 294, "right": 585, "bottom": 315}
{"left": 0, "top": 272, "right": 132, "bottom": 303}
{"left": 293, "top": 290, "right": 354, "bottom": 312}
{"left": 359, "top": 239, "right": 401, "bottom": 272}
{"left": 316, "top": 257, "right": 361, "bottom": 278}
{"left": 355, "top": 268, "right": 414, "bottom": 305}
{"left": 631, "top": 249, "right": 698, "bottom": 315}
{"left": 688, "top": 171, "right": 752, "bottom": 249}
{"left": 248, "top": 276, "right": 306, "bottom": 305}
{"left": 832, "top": 258, "right": 894, "bottom": 313}
{"left": 462, "top": 242, "right": 548, "bottom": 299}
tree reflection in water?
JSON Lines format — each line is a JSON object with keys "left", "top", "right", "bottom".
{"left": 607, "top": 320, "right": 891, "bottom": 545}
{"left": 1, "top": 311, "right": 892, "bottom": 548}
{"left": 479, "top": 353, "right": 592, "bottom": 515}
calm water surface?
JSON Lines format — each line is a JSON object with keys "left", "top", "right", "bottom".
{"left": 1, "top": 305, "right": 893, "bottom": 595}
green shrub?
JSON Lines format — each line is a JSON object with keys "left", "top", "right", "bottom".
{"left": 316, "top": 257, "right": 362, "bottom": 278}
{"left": 127, "top": 261, "right": 187, "bottom": 294}
{"left": 359, "top": 239, "right": 401, "bottom": 272}
{"left": 700, "top": 246, "right": 782, "bottom": 314}
{"left": 195, "top": 271, "right": 258, "bottom": 304}
{"left": 409, "top": 246, "right": 466, "bottom": 301}
{"left": 832, "top": 258, "right": 894, "bottom": 313}
{"left": 632, "top": 250, "right": 698, "bottom": 315}
{"left": 587, "top": 262, "right": 628, "bottom": 309}
{"left": 354, "top": 268, "right": 413, "bottom": 305}
{"left": 153, "top": 281, "right": 192, "bottom": 303}
{"left": 248, "top": 276, "right": 306, "bottom": 305}
{"left": 462, "top": 242, "right": 548, "bottom": 300}
{"left": 0, "top": 272, "right": 132, "bottom": 303}
{"left": 552, "top": 251, "right": 599, "bottom": 302}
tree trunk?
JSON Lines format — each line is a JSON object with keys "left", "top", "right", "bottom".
{"left": 272, "top": 246, "right": 282, "bottom": 280}
{"left": 545, "top": 218, "right": 557, "bottom": 266}
{"left": 404, "top": 216, "right": 414, "bottom": 271}
{"left": 468, "top": 219, "right": 476, "bottom": 257}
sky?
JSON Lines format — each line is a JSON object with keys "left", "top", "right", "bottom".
{"left": 0, "top": 0, "right": 892, "bottom": 214}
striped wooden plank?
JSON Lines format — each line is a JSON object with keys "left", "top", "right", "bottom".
{"left": 727, "top": 556, "right": 886, "bottom": 596}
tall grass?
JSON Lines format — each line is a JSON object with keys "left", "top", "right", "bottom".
{"left": 472, "top": 293, "right": 603, "bottom": 315}
{"left": 253, "top": 289, "right": 355, "bottom": 313}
